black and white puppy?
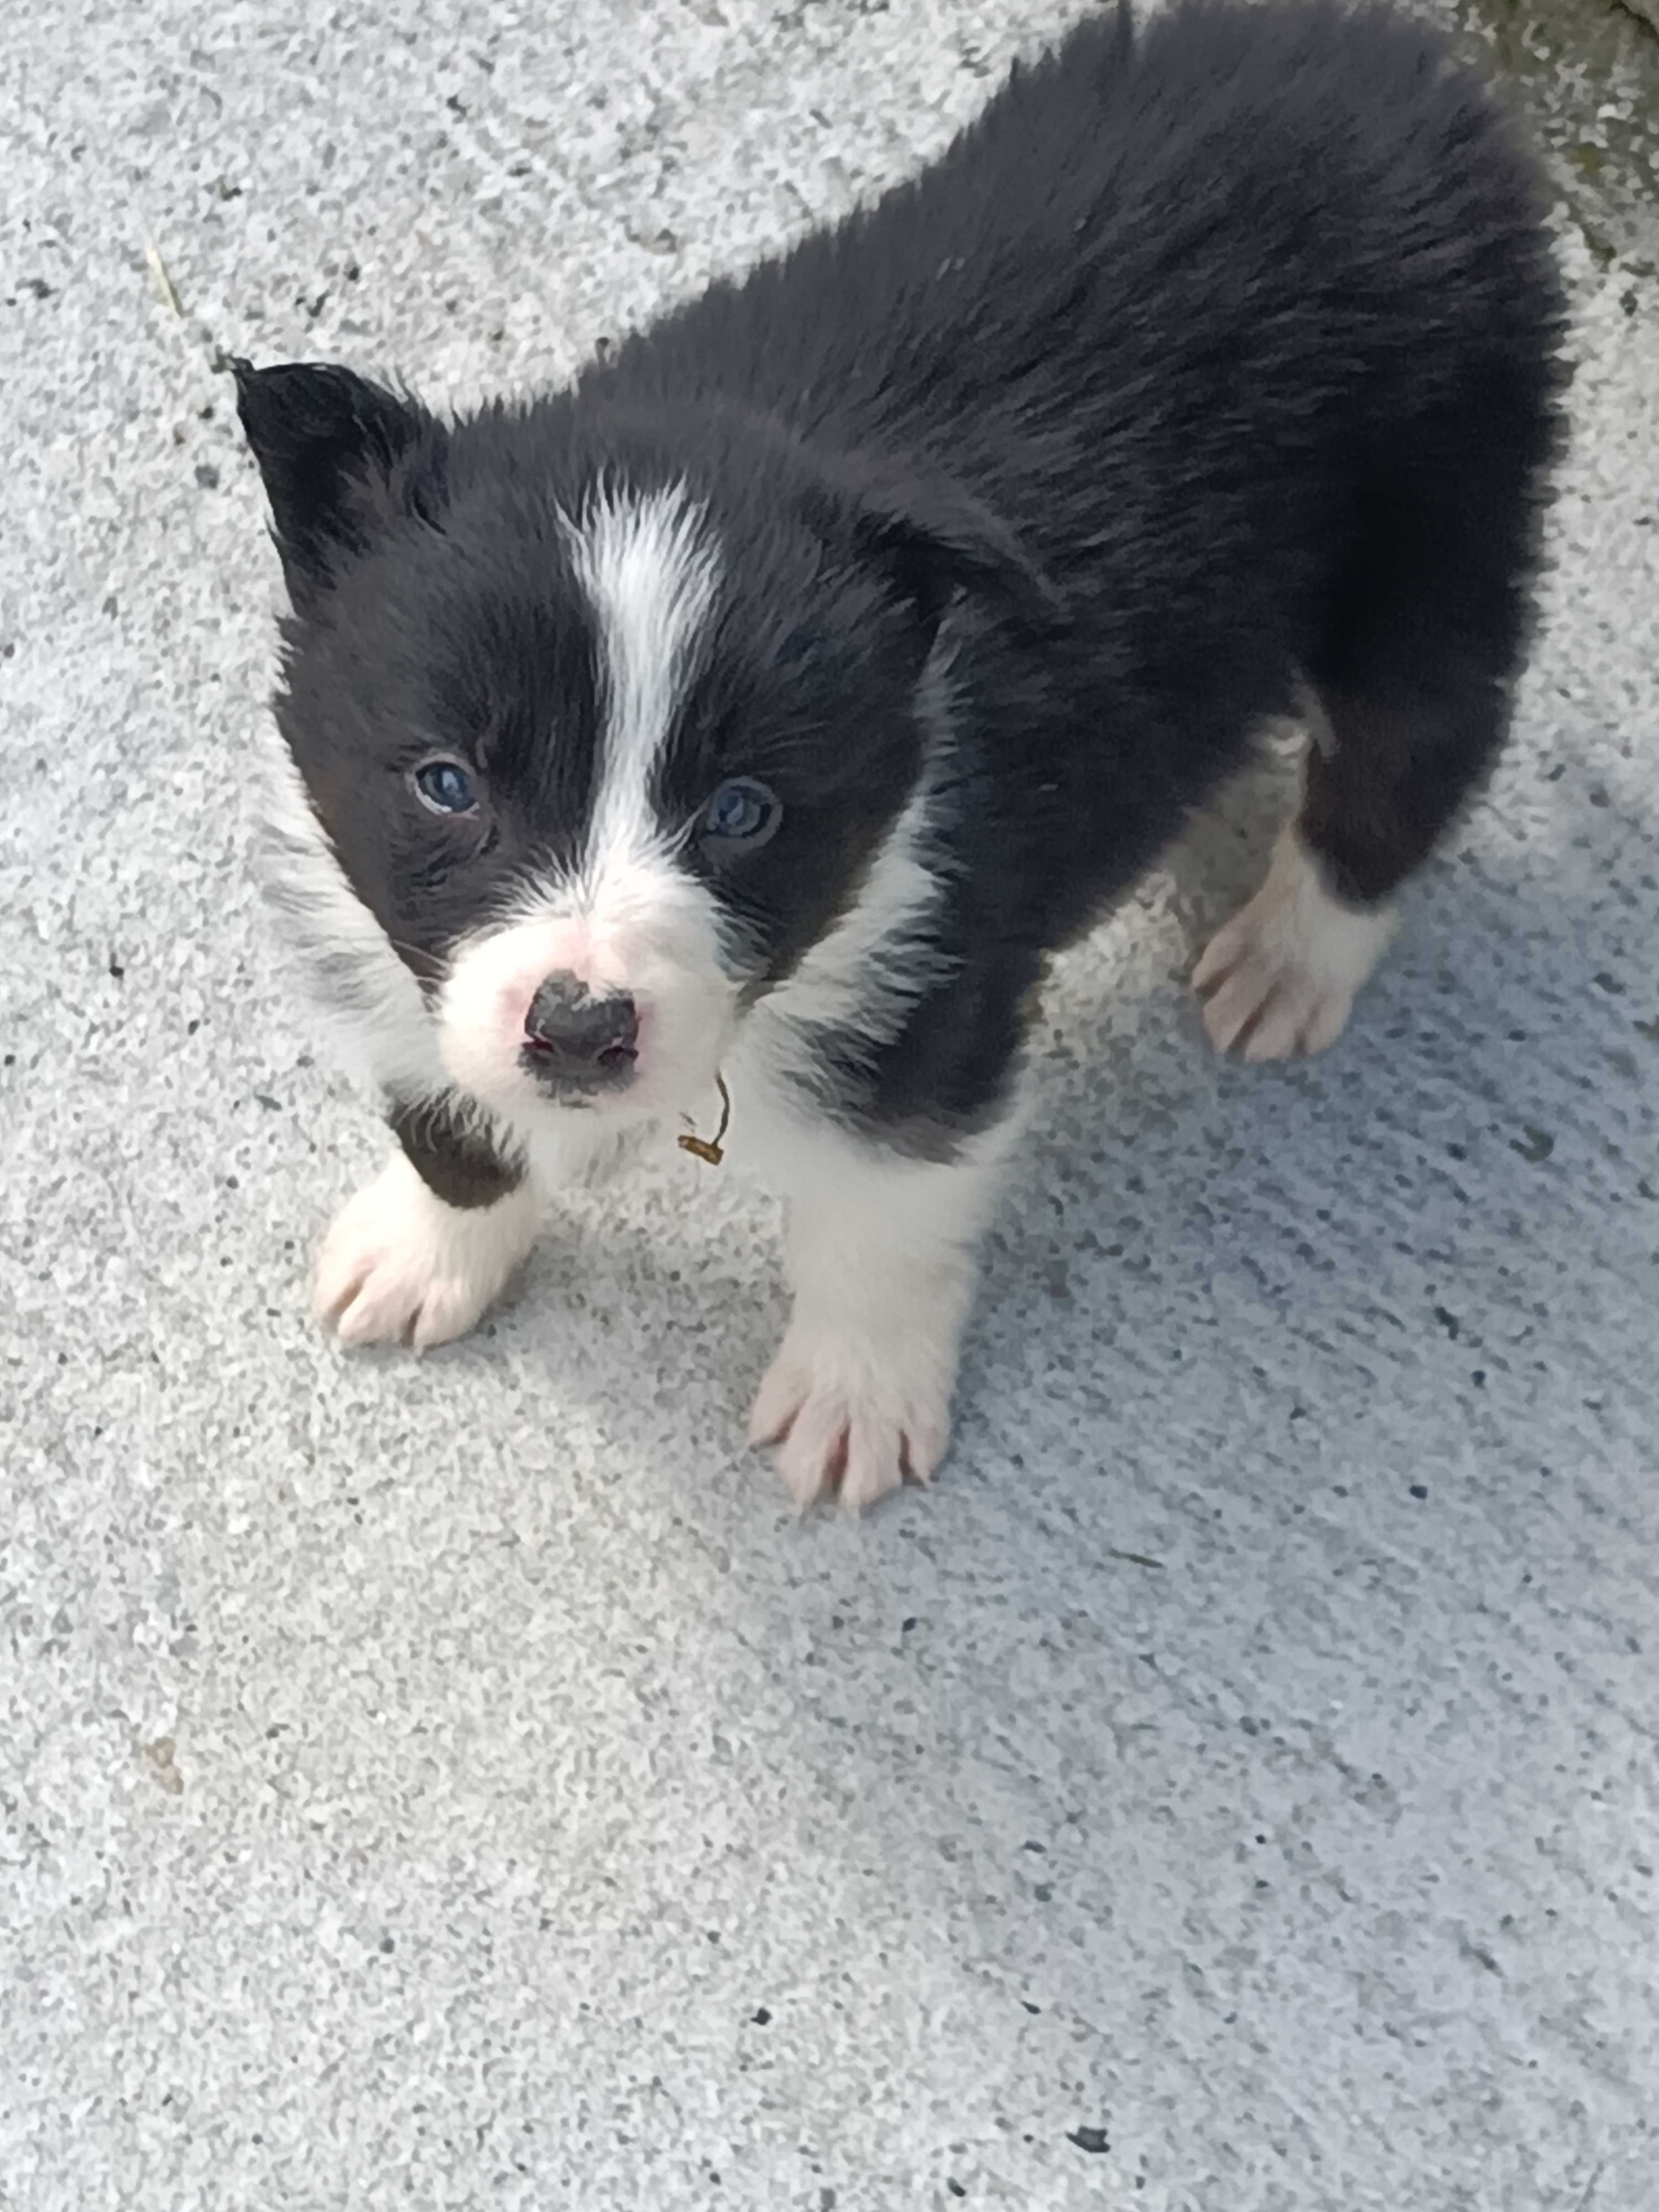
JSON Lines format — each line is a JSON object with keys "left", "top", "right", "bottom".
{"left": 236, "top": 0, "right": 1564, "bottom": 1512}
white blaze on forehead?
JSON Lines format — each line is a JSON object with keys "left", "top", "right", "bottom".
{"left": 434, "top": 483, "right": 735, "bottom": 1129}
{"left": 564, "top": 482, "right": 718, "bottom": 874}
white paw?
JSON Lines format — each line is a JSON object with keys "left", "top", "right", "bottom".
{"left": 314, "top": 1152, "right": 540, "bottom": 1350}
{"left": 747, "top": 1319, "right": 953, "bottom": 1516}
{"left": 1193, "top": 826, "right": 1396, "bottom": 1061}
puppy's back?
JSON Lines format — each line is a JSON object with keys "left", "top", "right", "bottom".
{"left": 597, "top": 0, "right": 1563, "bottom": 467}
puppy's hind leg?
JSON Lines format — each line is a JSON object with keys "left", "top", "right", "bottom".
{"left": 1191, "top": 794, "right": 1401, "bottom": 1062}
{"left": 1196, "top": 391, "right": 1554, "bottom": 1061}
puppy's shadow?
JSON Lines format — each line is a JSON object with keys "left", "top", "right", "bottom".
{"left": 964, "top": 748, "right": 1656, "bottom": 1510}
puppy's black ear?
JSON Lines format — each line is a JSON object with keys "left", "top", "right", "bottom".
{"left": 232, "top": 359, "right": 443, "bottom": 606}
{"left": 810, "top": 449, "right": 1068, "bottom": 637}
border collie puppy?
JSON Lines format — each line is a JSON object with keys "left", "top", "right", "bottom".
{"left": 235, "top": 0, "right": 1563, "bottom": 1512}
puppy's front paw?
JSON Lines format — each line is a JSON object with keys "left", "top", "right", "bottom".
{"left": 747, "top": 1319, "right": 953, "bottom": 1516}
{"left": 1193, "top": 827, "right": 1396, "bottom": 1061}
{"left": 314, "top": 1153, "right": 540, "bottom": 1350}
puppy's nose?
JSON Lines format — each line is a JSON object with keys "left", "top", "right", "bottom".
{"left": 522, "top": 976, "right": 639, "bottom": 1089}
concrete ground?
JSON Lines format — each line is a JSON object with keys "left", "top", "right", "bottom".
{"left": 3, "top": 2, "right": 1657, "bottom": 2206}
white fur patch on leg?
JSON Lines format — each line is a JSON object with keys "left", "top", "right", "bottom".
{"left": 743, "top": 1112, "right": 1016, "bottom": 1516}
{"left": 1193, "top": 825, "right": 1397, "bottom": 1061}
{"left": 315, "top": 1151, "right": 541, "bottom": 1350}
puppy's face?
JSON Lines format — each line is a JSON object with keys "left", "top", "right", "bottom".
{"left": 236, "top": 364, "right": 1054, "bottom": 1134}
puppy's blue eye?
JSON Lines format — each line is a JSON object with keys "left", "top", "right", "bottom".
{"left": 702, "top": 778, "right": 781, "bottom": 848}
{"left": 413, "top": 759, "right": 477, "bottom": 815}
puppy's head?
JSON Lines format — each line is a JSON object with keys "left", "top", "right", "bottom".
{"left": 236, "top": 361, "right": 1058, "bottom": 1134}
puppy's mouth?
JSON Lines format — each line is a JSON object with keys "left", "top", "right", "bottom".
{"left": 519, "top": 1037, "right": 639, "bottom": 1097}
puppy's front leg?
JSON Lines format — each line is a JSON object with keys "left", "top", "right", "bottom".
{"left": 748, "top": 1117, "right": 1018, "bottom": 1515}
{"left": 315, "top": 1092, "right": 541, "bottom": 1350}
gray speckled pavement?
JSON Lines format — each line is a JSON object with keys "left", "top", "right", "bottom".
{"left": 3, "top": 4, "right": 1657, "bottom": 2207}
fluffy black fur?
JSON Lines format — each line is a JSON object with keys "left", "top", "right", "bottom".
{"left": 239, "top": 0, "right": 1565, "bottom": 1153}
